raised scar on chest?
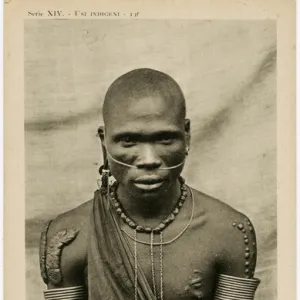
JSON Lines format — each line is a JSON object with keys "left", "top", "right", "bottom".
{"left": 184, "top": 269, "right": 204, "bottom": 299}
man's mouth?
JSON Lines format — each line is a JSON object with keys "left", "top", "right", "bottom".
{"left": 133, "top": 176, "right": 165, "bottom": 191}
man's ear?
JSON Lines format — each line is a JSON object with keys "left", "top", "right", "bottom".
{"left": 97, "top": 125, "right": 107, "bottom": 161}
{"left": 184, "top": 119, "right": 191, "bottom": 148}
{"left": 97, "top": 126, "right": 105, "bottom": 143}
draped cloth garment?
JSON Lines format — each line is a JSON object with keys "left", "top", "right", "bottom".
{"left": 87, "top": 190, "right": 156, "bottom": 300}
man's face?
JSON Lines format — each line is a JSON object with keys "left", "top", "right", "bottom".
{"left": 103, "top": 93, "right": 190, "bottom": 200}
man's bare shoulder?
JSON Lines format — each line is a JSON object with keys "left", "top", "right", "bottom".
{"left": 191, "top": 188, "right": 257, "bottom": 277}
{"left": 191, "top": 187, "right": 256, "bottom": 239}
{"left": 47, "top": 199, "right": 93, "bottom": 236}
{"left": 40, "top": 199, "right": 94, "bottom": 288}
{"left": 192, "top": 188, "right": 248, "bottom": 220}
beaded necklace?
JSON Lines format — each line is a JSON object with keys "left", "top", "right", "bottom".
{"left": 110, "top": 176, "right": 188, "bottom": 234}
{"left": 109, "top": 177, "right": 194, "bottom": 300}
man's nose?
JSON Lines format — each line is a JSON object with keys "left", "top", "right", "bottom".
{"left": 136, "top": 145, "right": 162, "bottom": 169}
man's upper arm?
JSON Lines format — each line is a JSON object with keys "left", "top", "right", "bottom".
{"left": 218, "top": 214, "right": 258, "bottom": 279}
{"left": 39, "top": 213, "right": 87, "bottom": 289}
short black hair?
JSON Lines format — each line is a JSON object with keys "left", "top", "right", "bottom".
{"left": 103, "top": 68, "right": 186, "bottom": 125}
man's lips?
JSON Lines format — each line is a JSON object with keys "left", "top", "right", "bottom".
{"left": 133, "top": 182, "right": 164, "bottom": 191}
{"left": 133, "top": 176, "right": 165, "bottom": 191}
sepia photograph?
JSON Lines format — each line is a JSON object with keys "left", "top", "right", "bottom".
{"left": 24, "top": 19, "right": 276, "bottom": 300}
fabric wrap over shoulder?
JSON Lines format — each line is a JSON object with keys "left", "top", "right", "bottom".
{"left": 88, "top": 190, "right": 156, "bottom": 300}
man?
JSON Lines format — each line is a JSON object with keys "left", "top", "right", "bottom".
{"left": 39, "top": 68, "right": 260, "bottom": 300}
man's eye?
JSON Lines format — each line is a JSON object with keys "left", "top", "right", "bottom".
{"left": 158, "top": 137, "right": 174, "bottom": 145}
{"left": 120, "top": 137, "right": 138, "bottom": 146}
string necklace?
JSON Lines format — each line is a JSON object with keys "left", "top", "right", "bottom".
{"left": 108, "top": 178, "right": 195, "bottom": 300}
{"left": 122, "top": 187, "right": 195, "bottom": 246}
{"left": 130, "top": 189, "right": 194, "bottom": 300}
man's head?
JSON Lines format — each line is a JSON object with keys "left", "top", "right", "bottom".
{"left": 99, "top": 68, "right": 190, "bottom": 199}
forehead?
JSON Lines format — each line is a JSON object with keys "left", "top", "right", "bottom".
{"left": 105, "top": 94, "right": 184, "bottom": 135}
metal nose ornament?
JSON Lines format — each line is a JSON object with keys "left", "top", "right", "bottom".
{"left": 105, "top": 148, "right": 186, "bottom": 170}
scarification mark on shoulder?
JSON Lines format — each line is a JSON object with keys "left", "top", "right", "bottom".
{"left": 39, "top": 220, "right": 53, "bottom": 284}
{"left": 46, "top": 227, "right": 80, "bottom": 286}
{"left": 232, "top": 218, "right": 256, "bottom": 278}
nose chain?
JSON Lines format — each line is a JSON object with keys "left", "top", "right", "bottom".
{"left": 106, "top": 149, "right": 186, "bottom": 170}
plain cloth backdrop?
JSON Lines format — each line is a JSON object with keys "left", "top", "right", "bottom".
{"left": 24, "top": 20, "right": 276, "bottom": 300}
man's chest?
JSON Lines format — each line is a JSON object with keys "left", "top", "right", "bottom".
{"left": 130, "top": 231, "right": 219, "bottom": 300}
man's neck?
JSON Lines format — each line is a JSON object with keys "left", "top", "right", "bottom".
{"left": 116, "top": 179, "right": 181, "bottom": 226}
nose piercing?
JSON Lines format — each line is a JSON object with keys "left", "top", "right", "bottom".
{"left": 106, "top": 149, "right": 185, "bottom": 170}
